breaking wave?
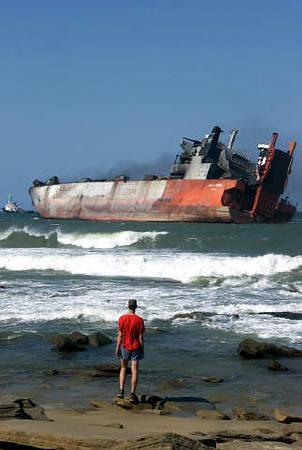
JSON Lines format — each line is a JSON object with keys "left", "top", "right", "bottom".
{"left": 56, "top": 230, "right": 167, "bottom": 249}
{"left": 0, "top": 227, "right": 167, "bottom": 249}
{"left": 0, "top": 250, "right": 300, "bottom": 283}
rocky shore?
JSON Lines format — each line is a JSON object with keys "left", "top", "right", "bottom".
{"left": 1, "top": 334, "right": 302, "bottom": 449}
{"left": 0, "top": 399, "right": 302, "bottom": 449}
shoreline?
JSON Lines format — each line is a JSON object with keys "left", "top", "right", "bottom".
{"left": 0, "top": 401, "right": 301, "bottom": 450}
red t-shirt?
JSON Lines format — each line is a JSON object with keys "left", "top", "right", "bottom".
{"left": 118, "top": 313, "right": 145, "bottom": 350}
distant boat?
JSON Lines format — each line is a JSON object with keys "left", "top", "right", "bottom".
{"left": 2, "top": 194, "right": 24, "bottom": 213}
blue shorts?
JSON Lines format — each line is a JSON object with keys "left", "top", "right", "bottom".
{"left": 120, "top": 346, "right": 144, "bottom": 361}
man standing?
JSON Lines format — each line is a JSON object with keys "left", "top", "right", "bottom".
{"left": 116, "top": 299, "right": 145, "bottom": 403}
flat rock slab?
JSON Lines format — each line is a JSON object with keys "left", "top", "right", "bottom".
{"left": 217, "top": 441, "right": 301, "bottom": 449}
{"left": 274, "top": 408, "right": 302, "bottom": 424}
{"left": 211, "top": 429, "right": 294, "bottom": 444}
{"left": 0, "top": 397, "right": 48, "bottom": 421}
{"left": 114, "top": 433, "right": 209, "bottom": 449}
{"left": 0, "top": 429, "right": 209, "bottom": 450}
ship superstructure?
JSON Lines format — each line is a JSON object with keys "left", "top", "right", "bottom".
{"left": 29, "top": 126, "right": 297, "bottom": 223}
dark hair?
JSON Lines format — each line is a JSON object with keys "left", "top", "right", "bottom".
{"left": 128, "top": 299, "right": 137, "bottom": 310}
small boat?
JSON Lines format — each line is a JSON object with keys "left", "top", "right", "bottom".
{"left": 3, "top": 194, "right": 24, "bottom": 213}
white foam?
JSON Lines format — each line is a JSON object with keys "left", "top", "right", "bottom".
{"left": 0, "top": 226, "right": 54, "bottom": 241}
{"left": 0, "top": 226, "right": 167, "bottom": 249}
{"left": 0, "top": 227, "right": 18, "bottom": 241}
{"left": 57, "top": 230, "right": 167, "bottom": 249}
{"left": 0, "top": 249, "right": 300, "bottom": 283}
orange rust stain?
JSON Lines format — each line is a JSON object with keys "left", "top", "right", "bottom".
{"left": 162, "top": 179, "right": 239, "bottom": 207}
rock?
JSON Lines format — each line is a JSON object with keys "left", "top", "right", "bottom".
{"left": 210, "top": 430, "right": 294, "bottom": 444}
{"left": 113, "top": 394, "right": 165, "bottom": 412}
{"left": 215, "top": 442, "right": 295, "bottom": 449}
{"left": 113, "top": 398, "right": 152, "bottom": 411}
{"left": 284, "top": 422, "right": 302, "bottom": 435}
{"left": 102, "top": 422, "right": 124, "bottom": 429}
{"left": 52, "top": 335, "right": 86, "bottom": 352}
{"left": 232, "top": 407, "right": 270, "bottom": 421}
{"left": 145, "top": 327, "right": 166, "bottom": 334}
{"left": 94, "top": 364, "right": 131, "bottom": 376}
{"left": 45, "top": 364, "right": 130, "bottom": 379}
{"left": 196, "top": 409, "right": 230, "bottom": 420}
{"left": 190, "top": 433, "right": 217, "bottom": 448}
{"left": 160, "top": 378, "right": 188, "bottom": 390}
{"left": 267, "top": 359, "right": 289, "bottom": 371}
{"left": 238, "top": 338, "right": 302, "bottom": 359}
{"left": 88, "top": 332, "right": 112, "bottom": 347}
{"left": 69, "top": 331, "right": 89, "bottom": 345}
{"left": 115, "top": 433, "right": 209, "bottom": 449}
{"left": 0, "top": 396, "right": 48, "bottom": 421}
{"left": 139, "top": 394, "right": 164, "bottom": 408}
{"left": 171, "top": 311, "right": 211, "bottom": 321}
{"left": 202, "top": 376, "right": 224, "bottom": 383}
{"left": 274, "top": 408, "right": 302, "bottom": 424}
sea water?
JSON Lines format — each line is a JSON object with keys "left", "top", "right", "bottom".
{"left": 0, "top": 213, "right": 301, "bottom": 413}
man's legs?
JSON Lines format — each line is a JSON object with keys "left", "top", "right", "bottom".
{"left": 131, "top": 360, "right": 139, "bottom": 394}
{"left": 119, "top": 359, "right": 128, "bottom": 392}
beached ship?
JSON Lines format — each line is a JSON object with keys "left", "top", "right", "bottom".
{"left": 29, "top": 126, "right": 297, "bottom": 223}
{"left": 3, "top": 194, "right": 24, "bottom": 213}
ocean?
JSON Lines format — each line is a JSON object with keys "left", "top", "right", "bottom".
{"left": 0, "top": 213, "right": 301, "bottom": 414}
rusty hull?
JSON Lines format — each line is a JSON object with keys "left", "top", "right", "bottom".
{"left": 30, "top": 178, "right": 253, "bottom": 223}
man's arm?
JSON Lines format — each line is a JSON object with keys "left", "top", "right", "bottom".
{"left": 139, "top": 333, "right": 144, "bottom": 354}
{"left": 116, "top": 329, "right": 122, "bottom": 358}
{"left": 139, "top": 319, "right": 145, "bottom": 354}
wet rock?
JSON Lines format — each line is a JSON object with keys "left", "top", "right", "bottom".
{"left": 113, "top": 397, "right": 152, "bottom": 411}
{"left": 113, "top": 394, "right": 165, "bottom": 412}
{"left": 139, "top": 394, "right": 164, "bottom": 408}
{"left": 203, "top": 376, "right": 224, "bottom": 383}
{"left": 0, "top": 395, "right": 48, "bottom": 420}
{"left": 94, "top": 363, "right": 131, "bottom": 376}
{"left": 145, "top": 327, "right": 166, "bottom": 334}
{"left": 69, "top": 331, "right": 89, "bottom": 345}
{"left": 196, "top": 409, "right": 230, "bottom": 420}
{"left": 45, "top": 364, "right": 130, "bottom": 379}
{"left": 88, "top": 331, "right": 112, "bottom": 347}
{"left": 238, "top": 338, "right": 302, "bottom": 359}
{"left": 171, "top": 311, "right": 212, "bottom": 321}
{"left": 163, "top": 396, "right": 215, "bottom": 415}
{"left": 232, "top": 407, "right": 270, "bottom": 421}
{"left": 51, "top": 331, "right": 111, "bottom": 352}
{"left": 274, "top": 408, "right": 302, "bottom": 424}
{"left": 160, "top": 378, "right": 188, "bottom": 390}
{"left": 52, "top": 335, "right": 86, "bottom": 352}
{"left": 267, "top": 359, "right": 289, "bottom": 371}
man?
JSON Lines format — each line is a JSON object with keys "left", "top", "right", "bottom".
{"left": 116, "top": 299, "right": 145, "bottom": 403}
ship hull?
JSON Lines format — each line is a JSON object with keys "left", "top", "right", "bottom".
{"left": 30, "top": 179, "right": 256, "bottom": 223}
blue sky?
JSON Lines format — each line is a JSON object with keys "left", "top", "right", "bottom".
{"left": 0, "top": 0, "right": 301, "bottom": 207}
